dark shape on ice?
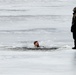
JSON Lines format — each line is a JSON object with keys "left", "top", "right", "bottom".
{"left": 71, "top": 7, "right": 76, "bottom": 49}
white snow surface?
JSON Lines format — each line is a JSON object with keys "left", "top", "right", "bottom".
{"left": 0, "top": 49, "right": 76, "bottom": 75}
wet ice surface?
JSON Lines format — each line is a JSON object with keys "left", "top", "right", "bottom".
{"left": 0, "top": 50, "right": 76, "bottom": 75}
{"left": 0, "top": 0, "right": 76, "bottom": 75}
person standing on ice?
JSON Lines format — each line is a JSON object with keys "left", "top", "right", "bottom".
{"left": 71, "top": 7, "right": 76, "bottom": 49}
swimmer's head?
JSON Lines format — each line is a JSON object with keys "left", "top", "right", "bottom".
{"left": 34, "top": 41, "right": 39, "bottom": 47}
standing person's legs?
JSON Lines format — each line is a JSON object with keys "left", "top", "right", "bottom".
{"left": 73, "top": 32, "right": 76, "bottom": 49}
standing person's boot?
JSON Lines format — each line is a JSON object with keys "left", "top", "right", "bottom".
{"left": 72, "top": 41, "right": 76, "bottom": 49}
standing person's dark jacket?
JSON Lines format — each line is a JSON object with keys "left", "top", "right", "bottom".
{"left": 71, "top": 13, "right": 76, "bottom": 32}
{"left": 71, "top": 7, "right": 76, "bottom": 49}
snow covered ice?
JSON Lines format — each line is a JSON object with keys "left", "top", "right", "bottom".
{"left": 0, "top": 0, "right": 76, "bottom": 75}
{"left": 0, "top": 50, "right": 76, "bottom": 75}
